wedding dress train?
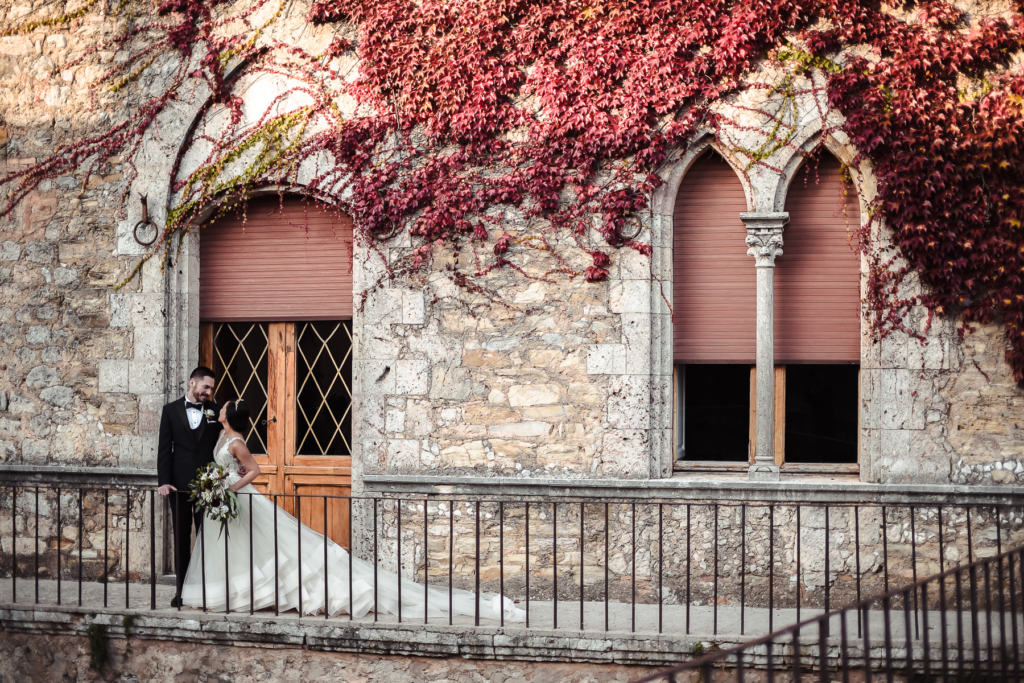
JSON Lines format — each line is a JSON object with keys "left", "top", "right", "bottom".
{"left": 181, "top": 435, "right": 524, "bottom": 621}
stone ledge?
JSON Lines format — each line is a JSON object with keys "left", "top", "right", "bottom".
{"left": 0, "top": 604, "right": 714, "bottom": 667}
{"left": 363, "top": 474, "right": 1024, "bottom": 505}
{"left": 0, "top": 465, "right": 158, "bottom": 487}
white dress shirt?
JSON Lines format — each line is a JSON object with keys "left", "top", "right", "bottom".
{"left": 184, "top": 396, "right": 202, "bottom": 430}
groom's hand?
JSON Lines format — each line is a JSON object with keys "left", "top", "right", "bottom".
{"left": 158, "top": 484, "right": 177, "bottom": 497}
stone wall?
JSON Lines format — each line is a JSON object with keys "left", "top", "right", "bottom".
{"left": 0, "top": 632, "right": 659, "bottom": 683}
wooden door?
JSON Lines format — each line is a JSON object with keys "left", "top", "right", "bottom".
{"left": 201, "top": 320, "right": 352, "bottom": 548}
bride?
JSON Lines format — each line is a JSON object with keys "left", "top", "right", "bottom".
{"left": 181, "top": 399, "right": 524, "bottom": 621}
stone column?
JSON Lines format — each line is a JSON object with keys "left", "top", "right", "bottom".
{"left": 742, "top": 212, "right": 789, "bottom": 481}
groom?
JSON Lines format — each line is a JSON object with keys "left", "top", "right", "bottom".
{"left": 157, "top": 366, "right": 223, "bottom": 606}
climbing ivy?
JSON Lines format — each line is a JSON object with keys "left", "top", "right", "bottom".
{"left": 3, "top": 0, "right": 1024, "bottom": 381}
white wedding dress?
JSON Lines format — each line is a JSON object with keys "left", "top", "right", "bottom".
{"left": 182, "top": 435, "right": 524, "bottom": 621}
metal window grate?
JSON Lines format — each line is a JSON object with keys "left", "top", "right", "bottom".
{"left": 212, "top": 323, "right": 270, "bottom": 454}
{"left": 295, "top": 321, "right": 353, "bottom": 456}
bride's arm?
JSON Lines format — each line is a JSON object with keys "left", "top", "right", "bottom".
{"left": 229, "top": 440, "right": 261, "bottom": 492}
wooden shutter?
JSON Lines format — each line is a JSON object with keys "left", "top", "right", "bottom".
{"left": 200, "top": 196, "right": 354, "bottom": 322}
{"left": 775, "top": 154, "right": 861, "bottom": 362}
{"left": 673, "top": 150, "right": 754, "bottom": 363}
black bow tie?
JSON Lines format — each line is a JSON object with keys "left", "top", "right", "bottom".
{"left": 185, "top": 400, "right": 202, "bottom": 410}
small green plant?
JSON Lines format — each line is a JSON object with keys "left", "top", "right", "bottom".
{"left": 87, "top": 623, "right": 108, "bottom": 675}
{"left": 123, "top": 613, "right": 139, "bottom": 656}
{"left": 691, "top": 642, "right": 705, "bottom": 656}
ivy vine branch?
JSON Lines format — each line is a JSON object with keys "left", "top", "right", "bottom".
{"left": 3, "top": 0, "right": 1024, "bottom": 382}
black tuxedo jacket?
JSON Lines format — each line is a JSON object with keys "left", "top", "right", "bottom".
{"left": 157, "top": 398, "right": 224, "bottom": 490}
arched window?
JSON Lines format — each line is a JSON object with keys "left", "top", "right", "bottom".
{"left": 673, "top": 149, "right": 753, "bottom": 461}
{"left": 776, "top": 153, "right": 861, "bottom": 464}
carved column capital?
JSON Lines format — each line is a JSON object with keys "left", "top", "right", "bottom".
{"left": 741, "top": 212, "right": 789, "bottom": 268}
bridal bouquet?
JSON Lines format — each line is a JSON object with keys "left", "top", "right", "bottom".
{"left": 189, "top": 463, "right": 239, "bottom": 538}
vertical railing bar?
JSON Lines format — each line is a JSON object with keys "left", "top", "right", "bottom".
{"left": 658, "top": 502, "right": 663, "bottom": 635}
{"left": 397, "top": 498, "right": 402, "bottom": 624}
{"left": 769, "top": 504, "right": 774, "bottom": 633}
{"left": 225, "top": 491, "right": 231, "bottom": 615}
{"left": 855, "top": 506, "right": 861, "bottom": 638}
{"left": 34, "top": 487, "right": 39, "bottom": 605}
{"left": 553, "top": 501, "right": 558, "bottom": 631}
{"left": 909, "top": 506, "right": 918, "bottom": 638}
{"left": 525, "top": 501, "right": 530, "bottom": 629}
{"left": 766, "top": 639, "right": 775, "bottom": 683}
{"left": 1008, "top": 547, "right": 1020, "bottom": 683}
{"left": 580, "top": 501, "right": 585, "bottom": 632}
{"left": 631, "top": 502, "right": 636, "bottom": 634}
{"left": 201, "top": 492, "right": 208, "bottom": 612}
{"left": 11, "top": 485, "right": 16, "bottom": 605}
{"left": 324, "top": 496, "right": 329, "bottom": 620}
{"left": 150, "top": 490, "right": 156, "bottom": 611}
{"left": 882, "top": 505, "right": 890, "bottom": 600}
{"left": 56, "top": 486, "right": 61, "bottom": 605}
{"left": 686, "top": 503, "right": 692, "bottom": 635}
{"left": 250, "top": 494, "right": 255, "bottom": 615}
{"left": 796, "top": 505, "right": 801, "bottom": 626}
{"left": 500, "top": 501, "right": 505, "bottom": 629}
{"left": 970, "top": 563, "right": 980, "bottom": 674}
{"left": 740, "top": 503, "right": 746, "bottom": 636}
{"left": 713, "top": 503, "right": 719, "bottom": 636}
{"left": 449, "top": 499, "right": 454, "bottom": 626}
{"left": 273, "top": 494, "right": 279, "bottom": 616}
{"left": 997, "top": 554, "right": 1009, "bottom": 683}
{"left": 348, "top": 497, "right": 353, "bottom": 620}
{"left": 474, "top": 500, "right": 480, "bottom": 627}
{"left": 824, "top": 504, "right": 830, "bottom": 637}
{"left": 76, "top": 488, "right": 83, "bottom": 607}
{"left": 102, "top": 489, "right": 107, "bottom": 608}
{"left": 966, "top": 506, "right": 974, "bottom": 564}
{"left": 296, "top": 495, "right": 302, "bottom": 618}
{"left": 373, "top": 497, "right": 378, "bottom": 622}
{"left": 424, "top": 500, "right": 429, "bottom": 625}
{"left": 125, "top": 491, "right": 130, "bottom": 609}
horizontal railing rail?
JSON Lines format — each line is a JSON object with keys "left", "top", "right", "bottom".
{"left": 635, "top": 541, "right": 1024, "bottom": 681}
{"left": 0, "top": 484, "right": 1021, "bottom": 640}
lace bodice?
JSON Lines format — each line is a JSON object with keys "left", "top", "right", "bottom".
{"left": 214, "top": 435, "right": 245, "bottom": 482}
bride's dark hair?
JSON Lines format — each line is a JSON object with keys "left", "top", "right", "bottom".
{"left": 225, "top": 399, "right": 251, "bottom": 433}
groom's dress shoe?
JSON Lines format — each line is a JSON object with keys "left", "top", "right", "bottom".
{"left": 170, "top": 596, "right": 182, "bottom": 608}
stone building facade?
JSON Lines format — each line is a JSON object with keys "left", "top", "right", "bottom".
{"left": 0, "top": 0, "right": 1022, "bottom": 643}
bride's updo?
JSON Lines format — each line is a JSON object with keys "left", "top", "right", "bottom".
{"left": 225, "top": 399, "right": 252, "bottom": 433}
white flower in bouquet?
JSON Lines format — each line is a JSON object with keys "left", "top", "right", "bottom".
{"left": 189, "top": 462, "right": 240, "bottom": 539}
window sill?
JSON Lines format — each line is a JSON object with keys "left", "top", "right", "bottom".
{"left": 673, "top": 461, "right": 859, "bottom": 476}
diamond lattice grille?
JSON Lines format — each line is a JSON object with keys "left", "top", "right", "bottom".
{"left": 295, "top": 321, "right": 353, "bottom": 456}
{"left": 212, "top": 323, "right": 270, "bottom": 454}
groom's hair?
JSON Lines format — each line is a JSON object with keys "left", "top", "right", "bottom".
{"left": 225, "top": 400, "right": 251, "bottom": 433}
{"left": 190, "top": 366, "right": 215, "bottom": 382}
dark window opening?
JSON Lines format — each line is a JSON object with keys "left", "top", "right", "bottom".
{"left": 683, "top": 364, "right": 750, "bottom": 461}
{"left": 784, "top": 364, "right": 859, "bottom": 463}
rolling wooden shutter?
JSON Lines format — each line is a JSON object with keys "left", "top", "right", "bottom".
{"left": 775, "top": 154, "right": 861, "bottom": 362}
{"left": 673, "top": 150, "right": 755, "bottom": 363}
{"left": 200, "top": 196, "right": 354, "bottom": 322}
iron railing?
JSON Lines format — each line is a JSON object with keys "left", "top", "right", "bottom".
{"left": 636, "top": 541, "right": 1024, "bottom": 681}
{"left": 0, "top": 485, "right": 1021, "bottom": 639}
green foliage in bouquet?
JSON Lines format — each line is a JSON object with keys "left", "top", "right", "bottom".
{"left": 189, "top": 462, "right": 240, "bottom": 540}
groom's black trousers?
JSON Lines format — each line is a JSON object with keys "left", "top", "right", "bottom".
{"left": 169, "top": 491, "right": 205, "bottom": 599}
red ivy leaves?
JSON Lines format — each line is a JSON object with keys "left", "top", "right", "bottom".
{"left": 5, "top": 0, "right": 1024, "bottom": 382}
